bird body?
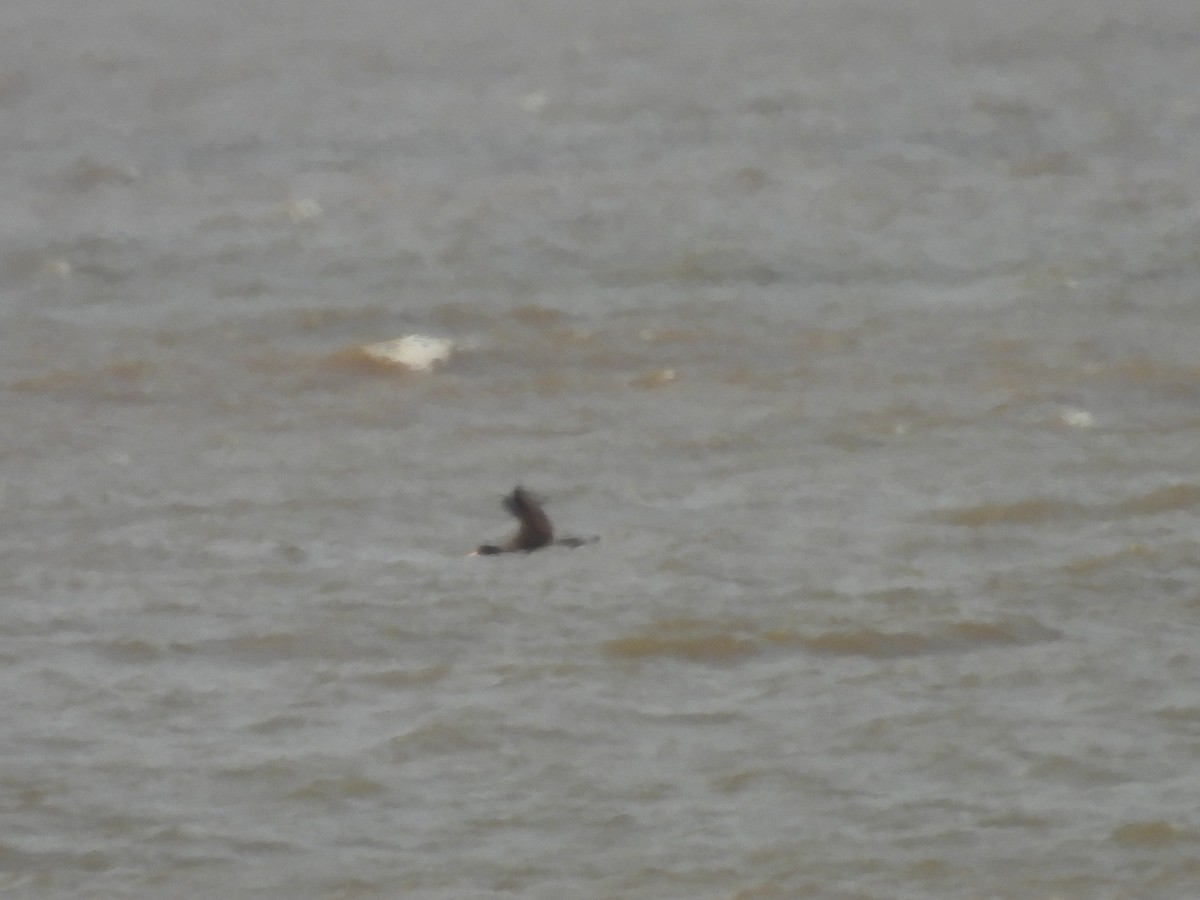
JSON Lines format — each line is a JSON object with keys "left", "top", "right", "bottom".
{"left": 471, "top": 487, "right": 594, "bottom": 555}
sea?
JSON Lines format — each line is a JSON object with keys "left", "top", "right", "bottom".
{"left": 4, "top": 1, "right": 1200, "bottom": 897}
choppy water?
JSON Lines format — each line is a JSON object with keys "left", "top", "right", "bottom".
{"left": 4, "top": 1, "right": 1200, "bottom": 897}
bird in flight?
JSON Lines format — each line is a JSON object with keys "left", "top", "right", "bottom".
{"left": 470, "top": 487, "right": 595, "bottom": 555}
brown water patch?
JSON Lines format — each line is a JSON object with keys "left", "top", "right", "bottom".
{"left": 989, "top": 338, "right": 1200, "bottom": 389}
{"left": 1027, "top": 754, "right": 1126, "bottom": 786}
{"left": 933, "top": 497, "right": 1085, "bottom": 526}
{"left": 219, "top": 759, "right": 299, "bottom": 782}
{"left": 1062, "top": 543, "right": 1155, "bottom": 574}
{"left": 765, "top": 618, "right": 1058, "bottom": 658}
{"left": 427, "top": 302, "right": 483, "bottom": 328}
{"left": 1114, "top": 483, "right": 1200, "bottom": 516}
{"left": 670, "top": 432, "right": 759, "bottom": 453}
{"left": 791, "top": 327, "right": 862, "bottom": 353}
{"left": 64, "top": 157, "right": 139, "bottom": 191}
{"left": 508, "top": 304, "right": 564, "bottom": 326}
{"left": 772, "top": 628, "right": 933, "bottom": 658}
{"left": 1008, "top": 151, "right": 1086, "bottom": 177}
{"left": 603, "top": 618, "right": 758, "bottom": 664}
{"left": 906, "top": 858, "right": 955, "bottom": 879}
{"left": 609, "top": 617, "right": 1058, "bottom": 662}
{"left": 958, "top": 618, "right": 1060, "bottom": 648}
{"left": 456, "top": 422, "right": 590, "bottom": 441}
{"left": 244, "top": 715, "right": 308, "bottom": 735}
{"left": 287, "top": 306, "right": 387, "bottom": 332}
{"left": 285, "top": 345, "right": 408, "bottom": 381}
{"left": 712, "top": 770, "right": 758, "bottom": 793}
{"left": 662, "top": 247, "right": 782, "bottom": 286}
{"left": 229, "top": 632, "right": 300, "bottom": 656}
{"left": 1153, "top": 705, "right": 1200, "bottom": 723}
{"left": 353, "top": 664, "right": 451, "bottom": 688}
{"left": 532, "top": 372, "right": 573, "bottom": 395}
{"left": 1149, "top": 859, "right": 1200, "bottom": 892}
{"left": 287, "top": 776, "right": 385, "bottom": 802}
{"left": 720, "top": 368, "right": 784, "bottom": 389}
{"left": 605, "top": 632, "right": 756, "bottom": 663}
{"left": 629, "top": 367, "right": 679, "bottom": 389}
{"left": 863, "top": 586, "right": 925, "bottom": 606}
{"left": 978, "top": 811, "right": 1051, "bottom": 828}
{"left": 936, "top": 485, "right": 1200, "bottom": 530}
{"left": 11, "top": 359, "right": 154, "bottom": 401}
{"left": 946, "top": 621, "right": 1009, "bottom": 643}
{"left": 95, "top": 638, "right": 163, "bottom": 663}
{"left": 1105, "top": 356, "right": 1200, "bottom": 386}
{"left": 16, "top": 787, "right": 45, "bottom": 811}
{"left": 211, "top": 628, "right": 397, "bottom": 663}
{"left": 325, "top": 877, "right": 380, "bottom": 897}
{"left": 555, "top": 326, "right": 597, "bottom": 346}
{"left": 976, "top": 337, "right": 1089, "bottom": 393}
{"left": 1111, "top": 821, "right": 1200, "bottom": 846}
{"left": 240, "top": 349, "right": 308, "bottom": 376}
{"left": 731, "top": 883, "right": 785, "bottom": 900}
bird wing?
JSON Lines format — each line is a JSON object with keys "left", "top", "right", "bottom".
{"left": 504, "top": 487, "right": 553, "bottom": 550}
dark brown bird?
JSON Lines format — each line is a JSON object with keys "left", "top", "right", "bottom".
{"left": 470, "top": 487, "right": 594, "bottom": 555}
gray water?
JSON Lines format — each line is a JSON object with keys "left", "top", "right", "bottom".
{"left": 4, "top": 1, "right": 1200, "bottom": 897}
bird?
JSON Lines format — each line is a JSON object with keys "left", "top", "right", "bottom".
{"left": 470, "top": 487, "right": 595, "bottom": 555}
